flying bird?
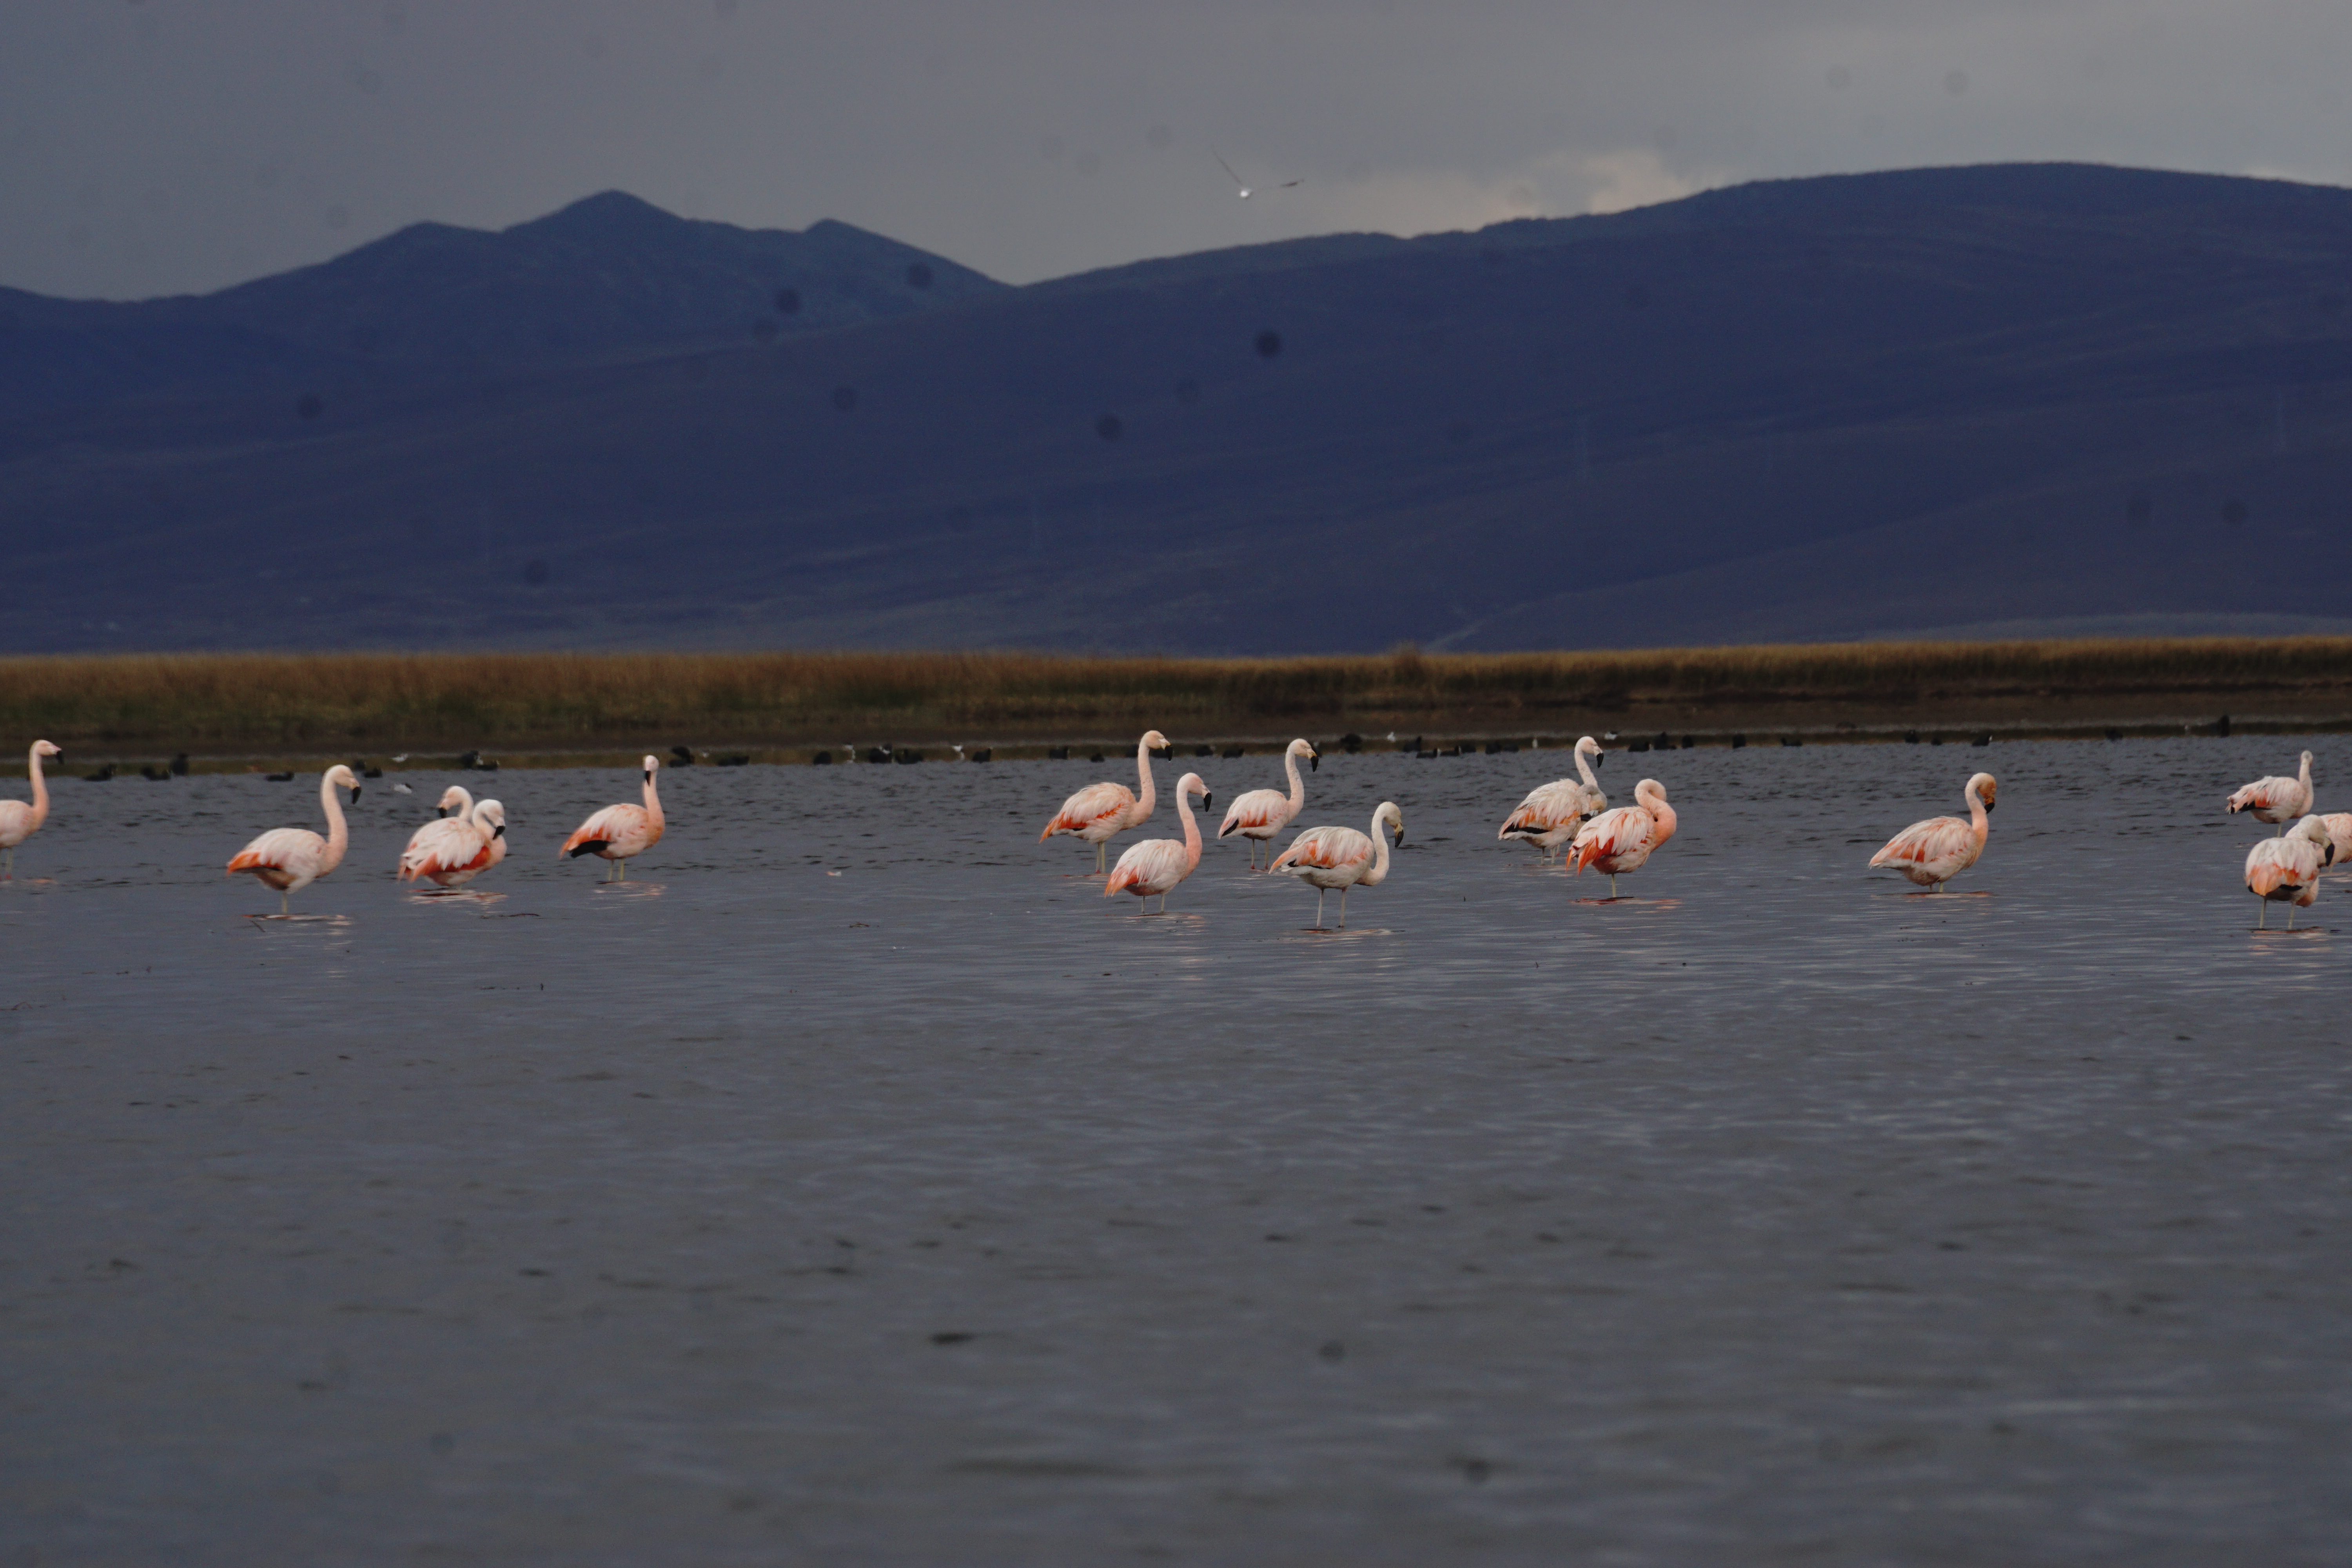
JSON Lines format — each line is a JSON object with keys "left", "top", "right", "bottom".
{"left": 1213, "top": 149, "right": 1299, "bottom": 200}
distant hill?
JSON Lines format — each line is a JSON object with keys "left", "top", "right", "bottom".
{"left": 4, "top": 163, "right": 2351, "bottom": 655}
{"left": 0, "top": 191, "right": 1001, "bottom": 408}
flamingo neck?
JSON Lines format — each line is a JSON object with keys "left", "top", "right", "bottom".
{"left": 1363, "top": 809, "right": 1393, "bottom": 886}
{"left": 1576, "top": 745, "right": 1599, "bottom": 792}
{"left": 642, "top": 772, "right": 665, "bottom": 833}
{"left": 1178, "top": 786, "right": 1201, "bottom": 870}
{"left": 1967, "top": 787, "right": 1989, "bottom": 846}
{"left": 1132, "top": 740, "right": 1157, "bottom": 823}
{"left": 319, "top": 775, "right": 350, "bottom": 871}
{"left": 1283, "top": 748, "right": 1306, "bottom": 815}
{"left": 26, "top": 746, "right": 49, "bottom": 828}
{"left": 1647, "top": 800, "right": 1679, "bottom": 847}
{"left": 2301, "top": 754, "right": 2314, "bottom": 804}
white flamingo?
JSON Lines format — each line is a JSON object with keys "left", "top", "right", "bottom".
{"left": 1868, "top": 772, "right": 1996, "bottom": 892}
{"left": 399, "top": 797, "right": 508, "bottom": 889}
{"left": 0, "top": 739, "right": 61, "bottom": 880}
{"left": 1499, "top": 736, "right": 1606, "bottom": 861}
{"left": 2229, "top": 751, "right": 2314, "bottom": 834}
{"left": 227, "top": 765, "right": 361, "bottom": 916}
{"left": 1105, "top": 773, "right": 1211, "bottom": 913}
{"left": 2316, "top": 812, "right": 2352, "bottom": 872}
{"left": 1040, "top": 730, "right": 1168, "bottom": 874}
{"left": 1270, "top": 801, "right": 1405, "bottom": 929}
{"left": 2246, "top": 815, "right": 2335, "bottom": 929}
{"left": 1570, "top": 778, "right": 1679, "bottom": 898}
{"left": 1218, "top": 739, "right": 1318, "bottom": 869}
{"left": 561, "top": 756, "right": 666, "bottom": 881}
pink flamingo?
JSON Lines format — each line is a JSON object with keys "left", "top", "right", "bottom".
{"left": 1499, "top": 735, "right": 1606, "bottom": 861}
{"left": 226, "top": 764, "right": 361, "bottom": 916}
{"left": 1868, "top": 771, "right": 1996, "bottom": 892}
{"left": 399, "top": 797, "right": 508, "bottom": 889}
{"left": 0, "top": 739, "right": 61, "bottom": 880}
{"left": 1269, "top": 801, "right": 1405, "bottom": 929}
{"left": 2229, "top": 750, "right": 2314, "bottom": 834}
{"left": 1218, "top": 738, "right": 1318, "bottom": 869}
{"left": 1570, "top": 778, "right": 1678, "bottom": 897}
{"left": 2245, "top": 815, "right": 2335, "bottom": 928}
{"left": 1105, "top": 772, "right": 1211, "bottom": 913}
{"left": 561, "top": 756, "right": 665, "bottom": 881}
{"left": 1041, "top": 729, "right": 1168, "bottom": 874}
{"left": 2316, "top": 812, "right": 2352, "bottom": 871}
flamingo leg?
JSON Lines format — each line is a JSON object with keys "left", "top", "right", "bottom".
{"left": 2259, "top": 900, "right": 2268, "bottom": 930}
{"left": 2289, "top": 903, "right": 2298, "bottom": 931}
{"left": 2, "top": 846, "right": 11, "bottom": 879}
{"left": 1315, "top": 888, "right": 1326, "bottom": 928}
{"left": 1338, "top": 886, "right": 1348, "bottom": 928}
{"left": 1610, "top": 873, "right": 1619, "bottom": 899}
{"left": 279, "top": 888, "right": 290, "bottom": 918}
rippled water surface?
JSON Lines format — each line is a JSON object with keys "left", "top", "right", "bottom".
{"left": 5, "top": 737, "right": 2350, "bottom": 1564}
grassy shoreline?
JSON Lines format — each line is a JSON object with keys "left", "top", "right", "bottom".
{"left": 4, "top": 639, "right": 2351, "bottom": 766}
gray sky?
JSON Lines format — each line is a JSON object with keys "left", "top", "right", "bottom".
{"left": 5, "top": 0, "right": 2348, "bottom": 301}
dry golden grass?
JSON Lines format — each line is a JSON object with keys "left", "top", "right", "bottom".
{"left": 5, "top": 638, "right": 2352, "bottom": 752}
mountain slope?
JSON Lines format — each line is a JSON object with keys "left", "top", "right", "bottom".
{"left": 4, "top": 163, "right": 2350, "bottom": 654}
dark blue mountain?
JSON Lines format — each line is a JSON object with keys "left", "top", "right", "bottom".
{"left": 5, "top": 164, "right": 2351, "bottom": 654}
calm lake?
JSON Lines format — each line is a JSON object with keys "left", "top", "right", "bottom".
{"left": 5, "top": 735, "right": 2348, "bottom": 1564}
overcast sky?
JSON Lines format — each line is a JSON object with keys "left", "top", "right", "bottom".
{"left": 4, "top": 0, "right": 2348, "bottom": 300}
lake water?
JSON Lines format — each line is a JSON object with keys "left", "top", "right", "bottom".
{"left": 5, "top": 736, "right": 2349, "bottom": 1564}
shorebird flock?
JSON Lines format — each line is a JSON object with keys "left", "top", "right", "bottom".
{"left": 4, "top": 735, "right": 2346, "bottom": 928}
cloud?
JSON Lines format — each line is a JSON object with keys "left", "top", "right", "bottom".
{"left": 1292, "top": 146, "right": 1733, "bottom": 240}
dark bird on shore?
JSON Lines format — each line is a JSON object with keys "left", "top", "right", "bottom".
{"left": 83, "top": 764, "right": 118, "bottom": 781}
{"left": 265, "top": 771, "right": 294, "bottom": 782}
{"left": 1972, "top": 733, "right": 1993, "bottom": 747}
{"left": 671, "top": 746, "right": 696, "bottom": 766}
{"left": 969, "top": 749, "right": 991, "bottom": 763}
{"left": 812, "top": 751, "right": 834, "bottom": 766}
{"left": 170, "top": 753, "right": 189, "bottom": 776}
{"left": 1048, "top": 747, "right": 1070, "bottom": 760}
{"left": 1222, "top": 745, "right": 1246, "bottom": 759}
{"left": 141, "top": 765, "right": 171, "bottom": 781}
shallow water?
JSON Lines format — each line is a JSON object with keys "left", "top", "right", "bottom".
{"left": 4, "top": 737, "right": 2350, "bottom": 1564}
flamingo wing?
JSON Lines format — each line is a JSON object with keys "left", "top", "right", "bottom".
{"left": 1869, "top": 815, "right": 1974, "bottom": 871}
{"left": 400, "top": 818, "right": 490, "bottom": 882}
{"left": 1570, "top": 806, "right": 1651, "bottom": 873}
{"left": 1041, "top": 781, "right": 1136, "bottom": 840}
{"left": 228, "top": 827, "right": 325, "bottom": 874}
{"left": 2229, "top": 776, "right": 2301, "bottom": 815}
{"left": 1270, "top": 826, "right": 1373, "bottom": 877}
{"left": 0, "top": 800, "right": 33, "bottom": 848}
{"left": 1105, "top": 838, "right": 1191, "bottom": 896}
{"left": 1500, "top": 778, "right": 1596, "bottom": 839}
{"left": 563, "top": 802, "right": 649, "bottom": 858}
{"left": 1219, "top": 787, "right": 1291, "bottom": 838}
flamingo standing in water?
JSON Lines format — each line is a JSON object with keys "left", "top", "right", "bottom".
{"left": 0, "top": 739, "right": 61, "bottom": 880}
{"left": 1499, "top": 735, "right": 1606, "bottom": 861}
{"left": 1270, "top": 801, "right": 1405, "bottom": 929}
{"left": 1570, "top": 779, "right": 1678, "bottom": 898}
{"left": 561, "top": 756, "right": 666, "bottom": 881}
{"left": 1868, "top": 772, "right": 1996, "bottom": 892}
{"left": 2245, "top": 815, "right": 2336, "bottom": 928}
{"left": 399, "top": 798, "right": 509, "bottom": 889}
{"left": 2316, "top": 812, "right": 2352, "bottom": 871}
{"left": 1105, "top": 772, "right": 1212, "bottom": 913}
{"left": 226, "top": 764, "right": 361, "bottom": 915}
{"left": 2229, "top": 751, "right": 2314, "bottom": 834}
{"left": 1041, "top": 730, "right": 1168, "bottom": 874}
{"left": 1218, "top": 739, "right": 1318, "bottom": 869}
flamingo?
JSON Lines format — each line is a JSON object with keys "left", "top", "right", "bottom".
{"left": 1269, "top": 801, "right": 1405, "bottom": 929}
{"left": 2228, "top": 750, "right": 2314, "bottom": 834}
{"left": 2245, "top": 814, "right": 2336, "bottom": 929}
{"left": 1868, "top": 771, "right": 1996, "bottom": 892}
{"left": 0, "top": 740, "right": 61, "bottom": 880}
{"left": 1218, "top": 739, "right": 1318, "bottom": 869}
{"left": 399, "top": 798, "right": 508, "bottom": 889}
{"left": 1499, "top": 735, "right": 1606, "bottom": 861}
{"left": 226, "top": 764, "right": 361, "bottom": 916}
{"left": 1104, "top": 772, "right": 1212, "bottom": 913}
{"left": 561, "top": 756, "right": 666, "bottom": 881}
{"left": 434, "top": 784, "right": 475, "bottom": 820}
{"left": 1570, "top": 778, "right": 1678, "bottom": 897}
{"left": 2317, "top": 812, "right": 2352, "bottom": 871}
{"left": 1040, "top": 730, "right": 1168, "bottom": 874}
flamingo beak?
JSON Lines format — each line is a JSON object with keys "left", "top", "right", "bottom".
{"left": 494, "top": 824, "right": 506, "bottom": 839}
{"left": 1310, "top": 753, "right": 1319, "bottom": 771}
{"left": 436, "top": 806, "right": 446, "bottom": 818}
{"left": 1203, "top": 791, "right": 1215, "bottom": 810}
{"left": 350, "top": 787, "right": 362, "bottom": 802}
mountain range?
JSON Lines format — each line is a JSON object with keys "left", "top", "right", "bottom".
{"left": 5, "top": 164, "right": 2352, "bottom": 655}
